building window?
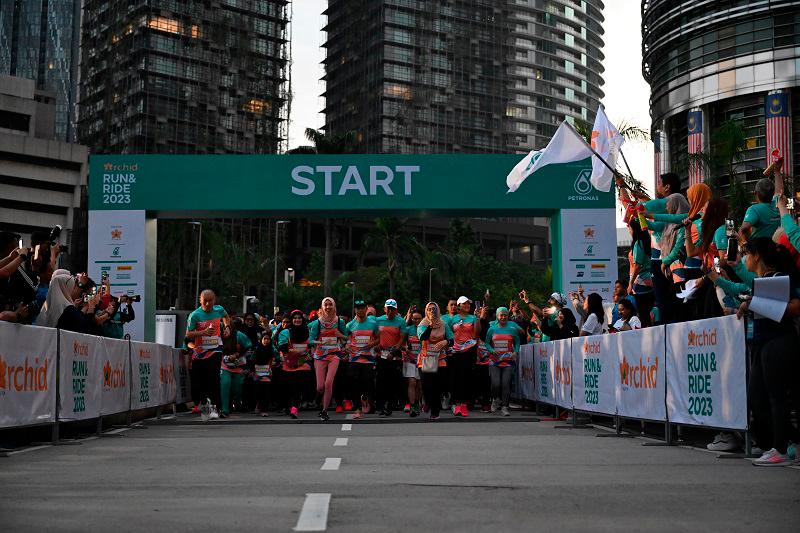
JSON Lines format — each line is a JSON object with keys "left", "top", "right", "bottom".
{"left": 148, "top": 16, "right": 180, "bottom": 35}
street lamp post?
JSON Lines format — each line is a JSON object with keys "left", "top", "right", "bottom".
{"left": 273, "top": 220, "right": 289, "bottom": 315}
{"left": 428, "top": 268, "right": 436, "bottom": 302}
{"left": 188, "top": 221, "right": 202, "bottom": 306}
{"left": 347, "top": 281, "right": 356, "bottom": 312}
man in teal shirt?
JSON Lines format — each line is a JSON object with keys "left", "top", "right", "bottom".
{"left": 740, "top": 170, "right": 783, "bottom": 242}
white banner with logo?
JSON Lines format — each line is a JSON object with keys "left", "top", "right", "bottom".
{"left": 666, "top": 315, "right": 747, "bottom": 430}
{"left": 533, "top": 341, "right": 553, "bottom": 403}
{"left": 551, "top": 338, "right": 573, "bottom": 408}
{"left": 0, "top": 322, "right": 57, "bottom": 428}
{"left": 174, "top": 349, "right": 191, "bottom": 404}
{"left": 518, "top": 344, "right": 536, "bottom": 401}
{"left": 101, "top": 337, "right": 130, "bottom": 415}
{"left": 616, "top": 326, "right": 667, "bottom": 421}
{"left": 156, "top": 343, "right": 176, "bottom": 405}
{"left": 558, "top": 208, "right": 618, "bottom": 311}
{"left": 130, "top": 341, "right": 160, "bottom": 409}
{"left": 58, "top": 331, "right": 103, "bottom": 421}
{"left": 572, "top": 334, "right": 617, "bottom": 415}
{"left": 88, "top": 209, "right": 146, "bottom": 341}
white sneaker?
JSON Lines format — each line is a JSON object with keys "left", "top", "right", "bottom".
{"left": 490, "top": 399, "right": 499, "bottom": 413}
{"left": 441, "top": 396, "right": 450, "bottom": 410}
{"left": 208, "top": 405, "right": 220, "bottom": 420}
{"left": 752, "top": 448, "right": 791, "bottom": 467}
{"left": 500, "top": 406, "right": 511, "bottom": 417}
{"left": 707, "top": 432, "right": 741, "bottom": 452}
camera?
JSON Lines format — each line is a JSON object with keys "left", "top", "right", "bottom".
{"left": 121, "top": 294, "right": 141, "bottom": 303}
{"left": 49, "top": 225, "right": 62, "bottom": 245}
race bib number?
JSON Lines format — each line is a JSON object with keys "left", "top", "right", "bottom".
{"left": 290, "top": 343, "right": 308, "bottom": 355}
{"left": 355, "top": 335, "right": 371, "bottom": 348}
{"left": 200, "top": 335, "right": 221, "bottom": 349}
{"left": 494, "top": 340, "right": 510, "bottom": 353}
{"left": 254, "top": 364, "right": 271, "bottom": 376}
{"left": 321, "top": 336, "right": 338, "bottom": 346}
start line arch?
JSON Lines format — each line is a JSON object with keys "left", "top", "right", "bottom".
{"left": 87, "top": 154, "right": 619, "bottom": 341}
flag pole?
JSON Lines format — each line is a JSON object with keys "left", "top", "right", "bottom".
{"left": 619, "top": 148, "right": 636, "bottom": 182}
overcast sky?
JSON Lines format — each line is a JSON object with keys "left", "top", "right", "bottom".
{"left": 288, "top": 0, "right": 654, "bottom": 200}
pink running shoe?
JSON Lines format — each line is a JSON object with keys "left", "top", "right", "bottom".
{"left": 289, "top": 406, "right": 299, "bottom": 419}
{"left": 460, "top": 404, "right": 469, "bottom": 417}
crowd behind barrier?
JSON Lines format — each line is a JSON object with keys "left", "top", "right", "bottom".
{"left": 0, "top": 320, "right": 189, "bottom": 432}
{"left": 517, "top": 314, "right": 748, "bottom": 431}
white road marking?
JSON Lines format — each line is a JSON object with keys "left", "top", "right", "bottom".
{"left": 3, "top": 445, "right": 52, "bottom": 456}
{"left": 294, "top": 493, "right": 331, "bottom": 531}
{"left": 320, "top": 457, "right": 341, "bottom": 471}
{"left": 334, "top": 438, "right": 348, "bottom": 447}
{"left": 341, "top": 424, "right": 352, "bottom": 431}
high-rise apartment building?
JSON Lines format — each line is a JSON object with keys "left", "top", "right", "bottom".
{"left": 0, "top": 0, "right": 82, "bottom": 142}
{"left": 322, "top": 0, "right": 605, "bottom": 154}
{"left": 643, "top": 0, "right": 800, "bottom": 191}
{"left": 78, "top": 0, "right": 290, "bottom": 154}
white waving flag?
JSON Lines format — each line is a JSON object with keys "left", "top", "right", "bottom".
{"left": 590, "top": 106, "right": 625, "bottom": 192}
{"left": 506, "top": 121, "right": 593, "bottom": 193}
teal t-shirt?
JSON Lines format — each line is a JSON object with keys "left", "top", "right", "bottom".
{"left": 744, "top": 198, "right": 779, "bottom": 240}
{"left": 713, "top": 224, "right": 728, "bottom": 252}
{"left": 632, "top": 241, "right": 652, "bottom": 282}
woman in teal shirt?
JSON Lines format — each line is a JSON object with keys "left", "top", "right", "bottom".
{"left": 628, "top": 219, "right": 654, "bottom": 326}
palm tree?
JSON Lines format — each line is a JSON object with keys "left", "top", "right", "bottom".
{"left": 287, "top": 128, "right": 358, "bottom": 295}
{"left": 360, "top": 217, "right": 421, "bottom": 297}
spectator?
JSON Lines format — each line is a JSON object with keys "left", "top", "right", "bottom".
{"left": 580, "top": 293, "right": 605, "bottom": 336}
{"left": 36, "top": 274, "right": 98, "bottom": 333}
{"left": 536, "top": 307, "right": 579, "bottom": 340}
{"left": 628, "top": 219, "right": 654, "bottom": 326}
{"left": 739, "top": 170, "right": 782, "bottom": 242}
{"left": 98, "top": 296, "right": 136, "bottom": 339}
{"left": 610, "top": 299, "right": 641, "bottom": 332}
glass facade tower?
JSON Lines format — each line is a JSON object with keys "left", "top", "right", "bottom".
{"left": 0, "top": 0, "right": 82, "bottom": 142}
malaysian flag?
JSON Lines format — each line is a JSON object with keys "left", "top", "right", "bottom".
{"left": 687, "top": 110, "right": 703, "bottom": 186}
{"left": 653, "top": 130, "right": 662, "bottom": 193}
{"left": 765, "top": 91, "right": 792, "bottom": 172}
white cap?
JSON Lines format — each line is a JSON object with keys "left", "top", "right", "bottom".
{"left": 456, "top": 296, "right": 471, "bottom": 305}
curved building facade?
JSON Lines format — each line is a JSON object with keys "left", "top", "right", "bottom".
{"left": 643, "top": 0, "right": 800, "bottom": 190}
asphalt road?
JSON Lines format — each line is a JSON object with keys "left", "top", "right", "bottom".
{"left": 0, "top": 416, "right": 798, "bottom": 532}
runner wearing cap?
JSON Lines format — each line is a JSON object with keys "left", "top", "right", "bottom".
{"left": 346, "top": 300, "right": 380, "bottom": 419}
{"left": 375, "top": 298, "right": 407, "bottom": 416}
{"left": 308, "top": 297, "right": 349, "bottom": 421}
{"left": 403, "top": 305, "right": 424, "bottom": 417}
{"left": 448, "top": 296, "right": 480, "bottom": 417}
{"left": 486, "top": 307, "right": 522, "bottom": 416}
{"left": 277, "top": 310, "right": 312, "bottom": 419}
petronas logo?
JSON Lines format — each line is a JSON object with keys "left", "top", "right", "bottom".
{"left": 574, "top": 170, "right": 593, "bottom": 195}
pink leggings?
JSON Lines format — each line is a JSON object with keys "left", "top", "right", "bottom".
{"left": 315, "top": 358, "right": 340, "bottom": 410}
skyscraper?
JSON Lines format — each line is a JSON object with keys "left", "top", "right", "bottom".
{"left": 78, "top": 0, "right": 290, "bottom": 154}
{"left": 0, "top": 0, "right": 82, "bottom": 142}
{"left": 322, "top": 0, "right": 605, "bottom": 154}
{"left": 643, "top": 0, "right": 800, "bottom": 191}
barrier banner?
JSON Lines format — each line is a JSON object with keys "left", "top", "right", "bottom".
{"left": 666, "top": 315, "right": 747, "bottom": 430}
{"left": 101, "top": 337, "right": 130, "bottom": 415}
{"left": 131, "top": 341, "right": 160, "bottom": 409}
{"left": 156, "top": 343, "right": 176, "bottom": 405}
{"left": 616, "top": 326, "right": 667, "bottom": 421}
{"left": 0, "top": 322, "right": 57, "bottom": 428}
{"left": 174, "top": 348, "right": 191, "bottom": 404}
{"left": 573, "top": 334, "right": 616, "bottom": 415}
{"left": 518, "top": 344, "right": 536, "bottom": 400}
{"left": 58, "top": 331, "right": 102, "bottom": 421}
{"left": 552, "top": 338, "right": 573, "bottom": 408}
{"left": 533, "top": 342, "right": 553, "bottom": 403}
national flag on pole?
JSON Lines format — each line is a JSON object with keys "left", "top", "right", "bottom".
{"left": 765, "top": 91, "right": 792, "bottom": 172}
{"left": 590, "top": 105, "right": 625, "bottom": 192}
{"left": 506, "top": 121, "right": 593, "bottom": 193}
{"left": 687, "top": 109, "right": 704, "bottom": 186}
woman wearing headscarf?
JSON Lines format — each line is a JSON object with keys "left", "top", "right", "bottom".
{"left": 308, "top": 297, "right": 349, "bottom": 421}
{"left": 627, "top": 218, "right": 654, "bottom": 326}
{"left": 277, "top": 309, "right": 312, "bottom": 419}
{"left": 36, "top": 274, "right": 98, "bottom": 332}
{"left": 535, "top": 306, "right": 580, "bottom": 340}
{"left": 485, "top": 307, "right": 522, "bottom": 416}
{"left": 417, "top": 302, "right": 454, "bottom": 420}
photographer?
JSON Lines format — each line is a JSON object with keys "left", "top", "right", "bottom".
{"left": 97, "top": 295, "right": 136, "bottom": 339}
{"left": 36, "top": 273, "right": 98, "bottom": 333}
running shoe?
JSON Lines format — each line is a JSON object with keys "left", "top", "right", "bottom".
{"left": 453, "top": 405, "right": 461, "bottom": 416}
{"left": 786, "top": 442, "right": 796, "bottom": 461}
{"left": 335, "top": 405, "right": 344, "bottom": 414}
{"left": 344, "top": 400, "right": 354, "bottom": 411}
{"left": 260, "top": 411, "right": 269, "bottom": 417}
{"left": 404, "top": 403, "right": 411, "bottom": 413}
{"left": 290, "top": 406, "right": 299, "bottom": 419}
{"left": 429, "top": 414, "right": 440, "bottom": 421}
{"left": 441, "top": 396, "right": 450, "bottom": 410}
{"left": 500, "top": 406, "right": 511, "bottom": 417}
{"left": 318, "top": 410, "right": 329, "bottom": 422}
{"left": 460, "top": 404, "right": 469, "bottom": 417}
{"left": 410, "top": 405, "right": 420, "bottom": 417}
{"left": 752, "top": 448, "right": 791, "bottom": 467}
{"left": 219, "top": 411, "right": 229, "bottom": 419}
{"left": 706, "top": 432, "right": 742, "bottom": 452}
{"left": 209, "top": 407, "right": 220, "bottom": 420}
{"left": 422, "top": 403, "right": 430, "bottom": 413}
{"left": 353, "top": 410, "right": 363, "bottom": 420}
{"left": 191, "top": 405, "right": 201, "bottom": 414}
{"left": 379, "top": 408, "right": 391, "bottom": 417}
{"left": 490, "top": 399, "right": 499, "bottom": 413}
